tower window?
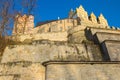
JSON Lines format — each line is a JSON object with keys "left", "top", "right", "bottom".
{"left": 60, "top": 20, "right": 62, "bottom": 23}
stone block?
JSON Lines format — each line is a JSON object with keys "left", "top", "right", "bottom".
{"left": 101, "top": 40, "right": 120, "bottom": 61}
{"left": 0, "top": 62, "right": 45, "bottom": 80}
{"left": 0, "top": 75, "right": 14, "bottom": 80}
{"left": 85, "top": 27, "right": 120, "bottom": 41}
{"left": 89, "top": 28, "right": 120, "bottom": 36}
{"left": 1, "top": 43, "right": 103, "bottom": 63}
{"left": 94, "top": 32, "right": 120, "bottom": 44}
{"left": 44, "top": 62, "right": 120, "bottom": 80}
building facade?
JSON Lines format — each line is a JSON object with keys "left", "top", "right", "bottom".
{"left": 1, "top": 5, "right": 120, "bottom": 80}
{"left": 12, "top": 5, "right": 110, "bottom": 35}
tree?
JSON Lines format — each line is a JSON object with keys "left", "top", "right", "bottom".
{"left": 21, "top": 0, "right": 37, "bottom": 34}
{"left": 0, "top": 0, "right": 37, "bottom": 57}
{"left": 0, "top": 0, "right": 15, "bottom": 56}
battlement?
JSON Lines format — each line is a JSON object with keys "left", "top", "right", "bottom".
{"left": 12, "top": 5, "right": 111, "bottom": 35}
{"left": 69, "top": 5, "right": 109, "bottom": 27}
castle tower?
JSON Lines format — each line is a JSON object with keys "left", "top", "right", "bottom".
{"left": 24, "top": 15, "right": 34, "bottom": 34}
{"left": 12, "top": 15, "right": 34, "bottom": 35}
{"left": 68, "top": 8, "right": 74, "bottom": 18}
{"left": 98, "top": 14, "right": 108, "bottom": 26}
{"left": 89, "top": 12, "right": 97, "bottom": 23}
{"left": 76, "top": 5, "right": 89, "bottom": 21}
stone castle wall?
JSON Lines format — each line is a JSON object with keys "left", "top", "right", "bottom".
{"left": 2, "top": 25, "right": 120, "bottom": 80}
{"left": 1, "top": 5, "right": 120, "bottom": 80}
{"left": 1, "top": 43, "right": 102, "bottom": 63}
{"left": 44, "top": 62, "right": 120, "bottom": 80}
{"left": 0, "top": 62, "right": 45, "bottom": 80}
{"left": 34, "top": 19, "right": 77, "bottom": 33}
{"left": 101, "top": 40, "right": 120, "bottom": 61}
{"left": 11, "top": 32, "right": 67, "bottom": 42}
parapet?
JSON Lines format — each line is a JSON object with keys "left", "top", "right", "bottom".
{"left": 98, "top": 14, "right": 108, "bottom": 26}
{"left": 89, "top": 12, "right": 97, "bottom": 23}
{"left": 69, "top": 5, "right": 109, "bottom": 27}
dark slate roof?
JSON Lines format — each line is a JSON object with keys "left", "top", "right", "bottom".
{"left": 36, "top": 20, "right": 57, "bottom": 27}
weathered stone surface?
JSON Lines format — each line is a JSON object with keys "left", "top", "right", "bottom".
{"left": 1, "top": 43, "right": 102, "bottom": 63}
{"left": 11, "top": 32, "right": 67, "bottom": 42}
{"left": 94, "top": 32, "right": 120, "bottom": 43}
{"left": 89, "top": 12, "right": 97, "bottom": 23}
{"left": 0, "top": 62, "right": 45, "bottom": 80}
{"left": 13, "top": 15, "right": 34, "bottom": 35}
{"left": 101, "top": 40, "right": 120, "bottom": 61}
{"left": 98, "top": 14, "right": 108, "bottom": 26}
{"left": 1, "top": 4, "right": 120, "bottom": 80}
{"left": 85, "top": 27, "right": 120, "bottom": 41}
{"left": 45, "top": 62, "right": 120, "bottom": 80}
{"left": 76, "top": 5, "right": 89, "bottom": 21}
{"left": 89, "top": 27, "right": 120, "bottom": 36}
{"left": 86, "top": 45, "right": 102, "bottom": 61}
{"left": 0, "top": 76, "right": 14, "bottom": 80}
{"left": 68, "top": 30, "right": 87, "bottom": 43}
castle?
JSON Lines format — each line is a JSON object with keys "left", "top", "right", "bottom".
{"left": 0, "top": 5, "right": 120, "bottom": 80}
{"left": 12, "top": 5, "right": 110, "bottom": 35}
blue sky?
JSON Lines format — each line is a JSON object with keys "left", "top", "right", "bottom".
{"left": 33, "top": 0, "right": 120, "bottom": 27}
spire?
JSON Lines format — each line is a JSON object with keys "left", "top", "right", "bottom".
{"left": 99, "top": 13, "right": 104, "bottom": 18}
{"left": 79, "top": 5, "right": 85, "bottom": 11}
{"left": 90, "top": 12, "right": 96, "bottom": 17}
{"left": 76, "top": 5, "right": 88, "bottom": 21}
{"left": 70, "top": 8, "right": 73, "bottom": 12}
{"left": 68, "top": 8, "right": 74, "bottom": 18}
{"left": 98, "top": 13, "right": 108, "bottom": 26}
{"left": 89, "top": 12, "right": 97, "bottom": 23}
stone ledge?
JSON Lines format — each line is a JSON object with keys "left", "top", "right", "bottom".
{"left": 94, "top": 32, "right": 120, "bottom": 44}
{"left": 101, "top": 40, "right": 120, "bottom": 61}
{"left": 43, "top": 61, "right": 120, "bottom": 66}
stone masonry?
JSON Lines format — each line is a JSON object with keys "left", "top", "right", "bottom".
{"left": 0, "top": 5, "right": 120, "bottom": 80}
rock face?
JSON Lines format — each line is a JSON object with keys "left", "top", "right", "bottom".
{"left": 1, "top": 5, "right": 120, "bottom": 80}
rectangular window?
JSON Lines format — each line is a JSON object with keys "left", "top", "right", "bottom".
{"left": 60, "top": 20, "right": 62, "bottom": 23}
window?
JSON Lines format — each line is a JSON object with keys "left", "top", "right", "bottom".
{"left": 60, "top": 20, "right": 62, "bottom": 23}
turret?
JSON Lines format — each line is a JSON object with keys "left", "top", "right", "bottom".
{"left": 89, "top": 12, "right": 97, "bottom": 23}
{"left": 76, "top": 5, "right": 89, "bottom": 21}
{"left": 68, "top": 8, "right": 74, "bottom": 18}
{"left": 98, "top": 14, "right": 108, "bottom": 26}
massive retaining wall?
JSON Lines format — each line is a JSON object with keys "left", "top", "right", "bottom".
{"left": 0, "top": 62, "right": 45, "bottom": 80}
{"left": 101, "top": 40, "right": 120, "bottom": 61}
{"left": 44, "top": 62, "right": 120, "bottom": 80}
{"left": 1, "top": 43, "right": 102, "bottom": 63}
